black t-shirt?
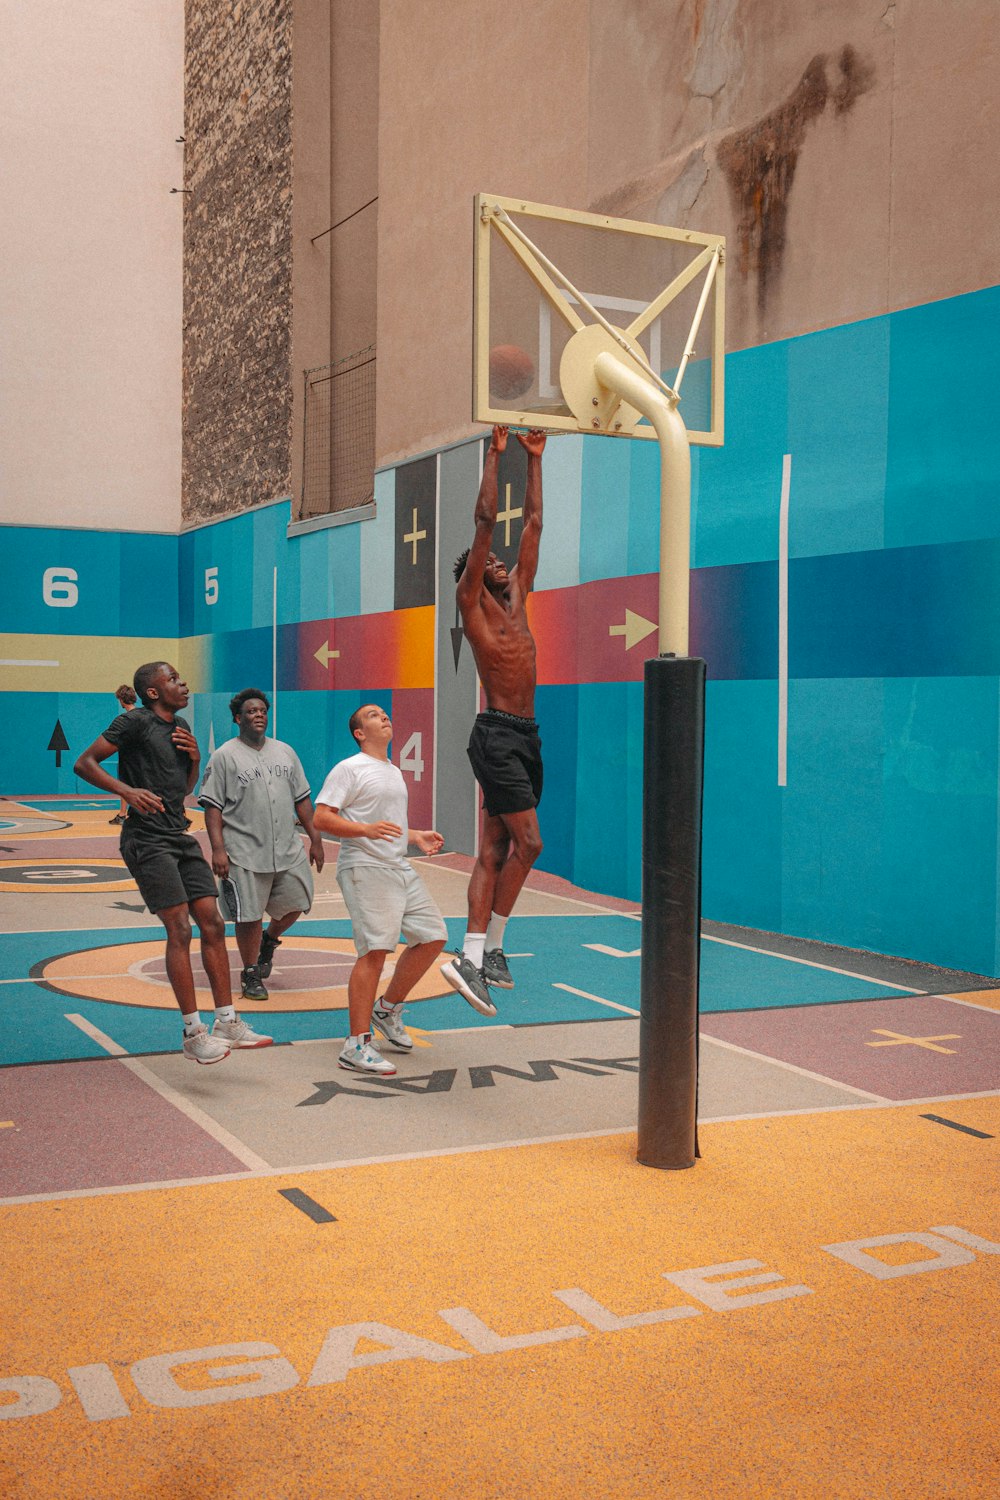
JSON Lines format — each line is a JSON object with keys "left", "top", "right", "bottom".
{"left": 103, "top": 707, "right": 194, "bottom": 836}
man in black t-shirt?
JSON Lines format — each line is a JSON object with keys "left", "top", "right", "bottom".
{"left": 75, "top": 661, "right": 273, "bottom": 1065}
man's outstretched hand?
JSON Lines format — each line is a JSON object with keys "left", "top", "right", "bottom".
{"left": 516, "top": 428, "right": 546, "bottom": 458}
{"left": 491, "top": 424, "right": 509, "bottom": 453}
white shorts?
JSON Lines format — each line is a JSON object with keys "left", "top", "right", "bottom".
{"left": 219, "top": 854, "right": 314, "bottom": 925}
{"left": 338, "top": 863, "right": 447, "bottom": 957}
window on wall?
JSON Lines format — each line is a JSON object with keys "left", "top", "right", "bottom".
{"left": 301, "top": 346, "right": 376, "bottom": 517}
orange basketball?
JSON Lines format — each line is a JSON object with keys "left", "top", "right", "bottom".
{"left": 489, "top": 343, "right": 535, "bottom": 401}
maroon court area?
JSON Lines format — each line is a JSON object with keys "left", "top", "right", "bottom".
{"left": 701, "top": 994, "right": 1000, "bottom": 1100}
{"left": 0, "top": 1060, "right": 247, "bottom": 1197}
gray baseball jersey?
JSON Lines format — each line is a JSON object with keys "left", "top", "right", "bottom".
{"left": 198, "top": 736, "right": 310, "bottom": 874}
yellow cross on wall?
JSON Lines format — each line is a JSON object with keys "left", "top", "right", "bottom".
{"left": 496, "top": 483, "right": 523, "bottom": 548}
{"left": 865, "top": 1029, "right": 961, "bottom": 1054}
{"left": 404, "top": 507, "right": 427, "bottom": 565}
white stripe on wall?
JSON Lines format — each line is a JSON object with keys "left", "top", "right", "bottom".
{"left": 778, "top": 453, "right": 791, "bottom": 788}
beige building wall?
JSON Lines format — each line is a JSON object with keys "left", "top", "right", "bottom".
{"left": 0, "top": 1, "right": 183, "bottom": 532}
{"left": 374, "top": 0, "right": 1000, "bottom": 467}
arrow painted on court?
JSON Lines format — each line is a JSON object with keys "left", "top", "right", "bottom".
{"left": 609, "top": 609, "right": 657, "bottom": 652}
{"left": 585, "top": 943, "right": 641, "bottom": 958}
{"left": 313, "top": 640, "right": 340, "bottom": 669}
{"left": 47, "top": 719, "right": 69, "bottom": 768}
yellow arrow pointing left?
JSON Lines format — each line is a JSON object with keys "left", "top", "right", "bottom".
{"left": 314, "top": 641, "right": 340, "bottom": 668}
{"left": 609, "top": 609, "right": 657, "bottom": 652}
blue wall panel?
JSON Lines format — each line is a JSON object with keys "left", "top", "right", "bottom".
{"left": 879, "top": 676, "right": 998, "bottom": 973}
{"left": 702, "top": 680, "right": 783, "bottom": 932}
{"left": 885, "top": 286, "right": 1000, "bottom": 550}
{"left": 533, "top": 684, "right": 579, "bottom": 881}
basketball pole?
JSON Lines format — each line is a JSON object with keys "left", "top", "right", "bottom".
{"left": 593, "top": 353, "right": 704, "bottom": 1170}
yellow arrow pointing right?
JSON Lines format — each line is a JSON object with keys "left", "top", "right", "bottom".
{"left": 609, "top": 609, "right": 657, "bottom": 652}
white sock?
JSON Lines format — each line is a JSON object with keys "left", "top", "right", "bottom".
{"left": 462, "top": 933, "right": 486, "bottom": 967}
{"left": 485, "top": 913, "right": 508, "bottom": 952}
{"left": 183, "top": 1012, "right": 202, "bottom": 1034}
{"left": 215, "top": 1005, "right": 236, "bottom": 1024}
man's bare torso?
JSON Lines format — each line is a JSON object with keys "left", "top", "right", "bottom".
{"left": 461, "top": 584, "right": 536, "bottom": 719}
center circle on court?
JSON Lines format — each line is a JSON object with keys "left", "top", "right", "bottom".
{"left": 37, "top": 936, "right": 451, "bottom": 1012}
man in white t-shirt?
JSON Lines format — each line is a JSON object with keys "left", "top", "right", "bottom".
{"left": 313, "top": 704, "right": 448, "bottom": 1075}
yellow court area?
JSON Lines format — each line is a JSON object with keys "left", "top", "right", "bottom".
{"left": 2, "top": 1099, "right": 997, "bottom": 1499}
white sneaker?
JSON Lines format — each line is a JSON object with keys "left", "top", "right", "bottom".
{"left": 338, "top": 1034, "right": 397, "bottom": 1075}
{"left": 211, "top": 1015, "right": 273, "bottom": 1049}
{"left": 371, "top": 1001, "right": 413, "bottom": 1052}
{"left": 182, "top": 1023, "right": 230, "bottom": 1065}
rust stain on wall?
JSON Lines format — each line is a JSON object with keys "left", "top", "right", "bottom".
{"left": 717, "top": 47, "right": 876, "bottom": 312}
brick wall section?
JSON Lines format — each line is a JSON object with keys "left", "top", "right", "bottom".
{"left": 183, "top": 0, "right": 292, "bottom": 524}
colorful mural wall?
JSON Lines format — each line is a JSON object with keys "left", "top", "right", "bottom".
{"left": 2, "top": 285, "right": 999, "bottom": 975}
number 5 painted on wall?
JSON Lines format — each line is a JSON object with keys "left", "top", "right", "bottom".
{"left": 205, "top": 567, "right": 219, "bottom": 606}
{"left": 399, "top": 732, "right": 424, "bottom": 782}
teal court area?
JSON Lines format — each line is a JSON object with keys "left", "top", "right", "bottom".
{"left": 4, "top": 913, "right": 927, "bottom": 1069}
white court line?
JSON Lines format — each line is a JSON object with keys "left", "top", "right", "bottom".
{"left": 121, "top": 1058, "right": 271, "bottom": 1172}
{"left": 64, "top": 1014, "right": 127, "bottom": 1055}
{"left": 63, "top": 1012, "right": 271, "bottom": 1170}
{"left": 553, "top": 983, "right": 639, "bottom": 1016}
{"left": 933, "top": 993, "right": 1000, "bottom": 1013}
{"left": 701, "top": 1033, "right": 888, "bottom": 1101}
{"left": 701, "top": 933, "right": 923, "bottom": 992}
{"left": 4, "top": 1091, "right": 997, "bottom": 1207}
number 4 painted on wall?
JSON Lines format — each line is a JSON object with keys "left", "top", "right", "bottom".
{"left": 399, "top": 732, "right": 424, "bottom": 782}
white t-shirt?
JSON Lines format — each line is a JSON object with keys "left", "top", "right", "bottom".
{"left": 315, "top": 751, "right": 409, "bottom": 871}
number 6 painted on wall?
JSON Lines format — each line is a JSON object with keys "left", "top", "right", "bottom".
{"left": 42, "top": 568, "right": 78, "bottom": 608}
{"left": 205, "top": 567, "right": 219, "bottom": 606}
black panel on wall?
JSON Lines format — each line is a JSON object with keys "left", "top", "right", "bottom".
{"left": 394, "top": 456, "right": 437, "bottom": 610}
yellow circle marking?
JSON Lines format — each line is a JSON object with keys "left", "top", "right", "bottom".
{"left": 38, "top": 935, "right": 451, "bottom": 1013}
{"left": 0, "top": 856, "right": 134, "bottom": 894}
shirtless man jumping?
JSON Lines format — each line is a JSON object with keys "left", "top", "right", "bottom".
{"left": 440, "top": 424, "right": 546, "bottom": 1017}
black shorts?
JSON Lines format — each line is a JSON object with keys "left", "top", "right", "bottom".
{"left": 120, "top": 829, "right": 218, "bottom": 915}
{"left": 467, "top": 710, "right": 543, "bottom": 817}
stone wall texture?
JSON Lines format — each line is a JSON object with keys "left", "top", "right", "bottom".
{"left": 183, "top": 0, "right": 292, "bottom": 524}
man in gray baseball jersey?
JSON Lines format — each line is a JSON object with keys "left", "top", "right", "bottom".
{"left": 199, "top": 688, "right": 325, "bottom": 1001}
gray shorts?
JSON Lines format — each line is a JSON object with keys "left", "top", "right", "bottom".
{"left": 219, "top": 854, "right": 314, "bottom": 924}
{"left": 338, "top": 863, "right": 447, "bottom": 957}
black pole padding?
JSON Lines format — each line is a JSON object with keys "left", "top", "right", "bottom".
{"left": 637, "top": 654, "right": 706, "bottom": 1169}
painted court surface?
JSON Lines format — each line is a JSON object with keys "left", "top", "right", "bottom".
{"left": 1, "top": 797, "right": 998, "bottom": 1497}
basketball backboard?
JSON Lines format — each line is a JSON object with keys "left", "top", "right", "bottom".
{"left": 474, "top": 193, "right": 725, "bottom": 445}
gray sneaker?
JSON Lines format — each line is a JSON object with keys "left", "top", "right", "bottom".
{"left": 440, "top": 950, "right": 497, "bottom": 1017}
{"left": 182, "top": 1023, "right": 230, "bottom": 1065}
{"left": 482, "top": 948, "right": 514, "bottom": 989}
{"left": 240, "top": 964, "right": 268, "bottom": 1001}
{"left": 338, "top": 1034, "right": 397, "bottom": 1075}
{"left": 371, "top": 1001, "right": 413, "bottom": 1051}
{"left": 212, "top": 1015, "right": 274, "bottom": 1049}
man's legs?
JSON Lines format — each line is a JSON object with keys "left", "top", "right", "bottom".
{"left": 457, "top": 806, "right": 542, "bottom": 989}
{"left": 190, "top": 895, "right": 273, "bottom": 1051}
{"left": 160, "top": 902, "right": 201, "bottom": 1018}
{"left": 234, "top": 909, "right": 302, "bottom": 993}
{"left": 160, "top": 900, "right": 231, "bottom": 1065}
{"left": 340, "top": 948, "right": 396, "bottom": 1075}
{"left": 381, "top": 939, "right": 446, "bottom": 1005}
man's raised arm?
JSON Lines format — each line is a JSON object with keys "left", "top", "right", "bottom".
{"left": 512, "top": 428, "right": 545, "bottom": 593}
{"left": 458, "top": 424, "right": 508, "bottom": 608}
